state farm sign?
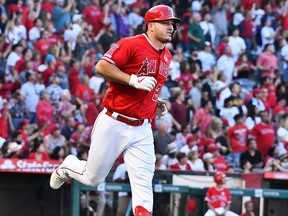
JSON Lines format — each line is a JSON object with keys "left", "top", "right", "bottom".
{"left": 0, "top": 159, "right": 61, "bottom": 174}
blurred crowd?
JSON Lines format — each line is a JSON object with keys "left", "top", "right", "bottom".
{"left": 0, "top": 0, "right": 287, "bottom": 176}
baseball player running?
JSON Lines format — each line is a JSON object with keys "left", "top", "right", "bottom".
{"left": 50, "top": 5, "right": 180, "bottom": 216}
{"left": 204, "top": 171, "right": 239, "bottom": 216}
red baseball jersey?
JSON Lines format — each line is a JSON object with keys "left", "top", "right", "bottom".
{"left": 205, "top": 186, "right": 232, "bottom": 209}
{"left": 82, "top": 6, "right": 105, "bottom": 35}
{"left": 251, "top": 123, "right": 275, "bottom": 156}
{"left": 101, "top": 34, "right": 171, "bottom": 119}
{"left": 227, "top": 124, "right": 248, "bottom": 153}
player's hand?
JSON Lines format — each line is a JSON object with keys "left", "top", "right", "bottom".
{"left": 157, "top": 98, "right": 168, "bottom": 117}
{"left": 129, "top": 74, "right": 157, "bottom": 91}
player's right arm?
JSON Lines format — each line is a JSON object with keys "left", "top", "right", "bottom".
{"left": 96, "top": 60, "right": 131, "bottom": 85}
{"left": 95, "top": 60, "right": 156, "bottom": 91}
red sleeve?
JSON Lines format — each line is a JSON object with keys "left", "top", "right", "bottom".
{"left": 101, "top": 38, "right": 134, "bottom": 68}
{"left": 205, "top": 187, "right": 213, "bottom": 202}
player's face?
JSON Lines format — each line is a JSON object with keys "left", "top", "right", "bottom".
{"left": 151, "top": 20, "right": 175, "bottom": 43}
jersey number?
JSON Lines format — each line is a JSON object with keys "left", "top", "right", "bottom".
{"left": 152, "top": 84, "right": 162, "bottom": 102}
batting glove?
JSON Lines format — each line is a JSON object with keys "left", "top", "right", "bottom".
{"left": 129, "top": 74, "right": 157, "bottom": 91}
{"left": 157, "top": 98, "right": 168, "bottom": 117}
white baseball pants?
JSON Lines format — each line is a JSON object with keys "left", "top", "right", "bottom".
{"left": 61, "top": 109, "right": 155, "bottom": 212}
{"left": 204, "top": 207, "right": 239, "bottom": 216}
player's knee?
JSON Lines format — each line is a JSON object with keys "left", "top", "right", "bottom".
{"left": 134, "top": 206, "right": 152, "bottom": 216}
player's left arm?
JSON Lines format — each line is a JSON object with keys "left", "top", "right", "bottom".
{"left": 224, "top": 203, "right": 231, "bottom": 214}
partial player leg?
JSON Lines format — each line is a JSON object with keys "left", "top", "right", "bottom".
{"left": 204, "top": 209, "right": 217, "bottom": 216}
{"left": 50, "top": 111, "right": 130, "bottom": 189}
{"left": 123, "top": 123, "right": 155, "bottom": 214}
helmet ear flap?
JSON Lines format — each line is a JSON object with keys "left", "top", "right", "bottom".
{"left": 172, "top": 22, "right": 180, "bottom": 38}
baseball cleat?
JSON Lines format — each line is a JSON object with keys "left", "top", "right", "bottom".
{"left": 50, "top": 155, "right": 76, "bottom": 189}
{"left": 134, "top": 206, "right": 152, "bottom": 216}
{"left": 50, "top": 167, "right": 69, "bottom": 189}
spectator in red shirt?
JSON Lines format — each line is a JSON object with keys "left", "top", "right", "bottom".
{"left": 0, "top": 73, "right": 18, "bottom": 99}
{"left": 207, "top": 144, "right": 229, "bottom": 172}
{"left": 227, "top": 114, "right": 249, "bottom": 168}
{"left": 273, "top": 96, "right": 288, "bottom": 117}
{"left": 28, "top": 139, "right": 50, "bottom": 161}
{"left": 68, "top": 59, "right": 81, "bottom": 95}
{"left": 7, "top": 0, "right": 26, "bottom": 15}
{"left": 46, "top": 22, "right": 61, "bottom": 45}
{"left": 176, "top": 15, "right": 190, "bottom": 52}
{"left": 42, "top": 54, "right": 56, "bottom": 86}
{"left": 80, "top": 94, "right": 100, "bottom": 126}
{"left": 170, "top": 88, "right": 188, "bottom": 127}
{"left": 193, "top": 100, "right": 213, "bottom": 135}
{"left": 175, "top": 60, "right": 194, "bottom": 94}
{"left": 36, "top": 90, "right": 54, "bottom": 126}
{"left": 251, "top": 110, "right": 275, "bottom": 156}
{"left": 282, "top": 1, "right": 288, "bottom": 38}
{"left": 0, "top": 107, "right": 11, "bottom": 139}
{"left": 41, "top": 0, "right": 56, "bottom": 14}
{"left": 234, "top": 53, "right": 256, "bottom": 79}
{"left": 74, "top": 74, "right": 94, "bottom": 106}
{"left": 82, "top": 0, "right": 109, "bottom": 35}
{"left": 256, "top": 44, "right": 278, "bottom": 78}
{"left": 215, "top": 34, "right": 229, "bottom": 58}
{"left": 34, "top": 30, "right": 51, "bottom": 58}
{"left": 241, "top": 10, "right": 256, "bottom": 51}
{"left": 15, "top": 48, "right": 33, "bottom": 74}
{"left": 261, "top": 76, "right": 277, "bottom": 108}
{"left": 169, "top": 152, "right": 192, "bottom": 171}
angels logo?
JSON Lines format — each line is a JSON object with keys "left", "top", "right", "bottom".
{"left": 137, "top": 57, "right": 156, "bottom": 76}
